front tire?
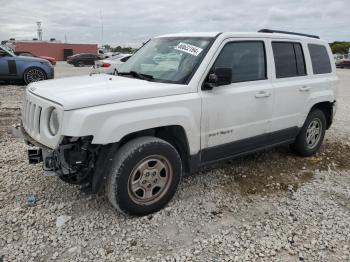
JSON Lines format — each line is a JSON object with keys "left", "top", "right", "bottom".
{"left": 106, "top": 137, "right": 182, "bottom": 216}
{"left": 23, "top": 68, "right": 47, "bottom": 84}
{"left": 291, "top": 109, "right": 326, "bottom": 157}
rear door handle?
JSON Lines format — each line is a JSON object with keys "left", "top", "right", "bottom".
{"left": 299, "top": 86, "right": 311, "bottom": 92}
{"left": 255, "top": 91, "right": 271, "bottom": 98}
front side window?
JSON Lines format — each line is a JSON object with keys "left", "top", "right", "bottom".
{"left": 0, "top": 49, "right": 9, "bottom": 57}
{"left": 118, "top": 37, "right": 213, "bottom": 84}
{"left": 308, "top": 44, "right": 332, "bottom": 74}
{"left": 0, "top": 45, "right": 15, "bottom": 57}
{"left": 272, "top": 42, "right": 306, "bottom": 78}
{"left": 212, "top": 41, "right": 267, "bottom": 83}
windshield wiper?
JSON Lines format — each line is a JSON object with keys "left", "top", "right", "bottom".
{"left": 119, "top": 71, "right": 154, "bottom": 81}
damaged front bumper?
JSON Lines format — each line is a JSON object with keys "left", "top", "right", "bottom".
{"left": 12, "top": 124, "right": 57, "bottom": 175}
{"left": 12, "top": 124, "right": 101, "bottom": 183}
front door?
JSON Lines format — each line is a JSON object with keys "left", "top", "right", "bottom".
{"left": 0, "top": 49, "right": 10, "bottom": 77}
{"left": 200, "top": 39, "right": 274, "bottom": 163}
{"left": 0, "top": 47, "right": 17, "bottom": 79}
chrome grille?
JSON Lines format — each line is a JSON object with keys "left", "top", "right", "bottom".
{"left": 22, "top": 90, "right": 62, "bottom": 149}
{"left": 22, "top": 98, "right": 42, "bottom": 137}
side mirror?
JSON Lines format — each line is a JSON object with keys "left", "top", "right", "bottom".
{"left": 203, "top": 67, "right": 232, "bottom": 90}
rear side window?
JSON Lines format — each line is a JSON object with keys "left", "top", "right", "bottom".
{"left": 213, "top": 41, "right": 266, "bottom": 83}
{"left": 308, "top": 44, "right": 332, "bottom": 74}
{"left": 272, "top": 42, "right": 306, "bottom": 78}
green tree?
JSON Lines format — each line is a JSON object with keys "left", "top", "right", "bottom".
{"left": 103, "top": 44, "right": 111, "bottom": 51}
{"left": 330, "top": 42, "right": 350, "bottom": 54}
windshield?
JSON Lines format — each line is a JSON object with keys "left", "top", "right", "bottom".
{"left": 0, "top": 45, "right": 15, "bottom": 57}
{"left": 118, "top": 37, "right": 213, "bottom": 84}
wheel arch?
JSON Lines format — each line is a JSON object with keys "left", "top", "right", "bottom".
{"left": 118, "top": 125, "right": 191, "bottom": 174}
{"left": 91, "top": 125, "right": 191, "bottom": 193}
{"left": 302, "top": 88, "right": 336, "bottom": 130}
{"left": 309, "top": 101, "right": 335, "bottom": 129}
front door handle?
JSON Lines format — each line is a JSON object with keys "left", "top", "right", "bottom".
{"left": 299, "top": 85, "right": 311, "bottom": 92}
{"left": 255, "top": 91, "right": 271, "bottom": 98}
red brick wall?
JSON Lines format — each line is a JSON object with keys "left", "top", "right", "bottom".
{"left": 15, "top": 42, "right": 98, "bottom": 61}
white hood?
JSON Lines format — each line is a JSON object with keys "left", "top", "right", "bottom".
{"left": 27, "top": 74, "right": 189, "bottom": 110}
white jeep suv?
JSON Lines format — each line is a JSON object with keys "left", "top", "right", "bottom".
{"left": 15, "top": 29, "right": 338, "bottom": 216}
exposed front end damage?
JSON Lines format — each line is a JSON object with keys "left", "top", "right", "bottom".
{"left": 13, "top": 124, "right": 109, "bottom": 191}
{"left": 41, "top": 136, "right": 100, "bottom": 185}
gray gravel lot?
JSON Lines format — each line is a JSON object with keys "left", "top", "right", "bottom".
{"left": 0, "top": 63, "right": 349, "bottom": 261}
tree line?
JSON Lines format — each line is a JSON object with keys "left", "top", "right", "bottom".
{"left": 329, "top": 42, "right": 350, "bottom": 54}
{"left": 102, "top": 44, "right": 136, "bottom": 54}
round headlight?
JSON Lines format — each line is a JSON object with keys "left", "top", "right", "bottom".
{"left": 48, "top": 108, "right": 59, "bottom": 135}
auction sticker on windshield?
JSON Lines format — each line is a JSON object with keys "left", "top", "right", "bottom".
{"left": 175, "top": 42, "right": 203, "bottom": 56}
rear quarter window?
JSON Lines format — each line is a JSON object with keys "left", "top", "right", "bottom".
{"left": 308, "top": 44, "right": 332, "bottom": 74}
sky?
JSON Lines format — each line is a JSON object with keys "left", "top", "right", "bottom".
{"left": 0, "top": 0, "right": 349, "bottom": 47}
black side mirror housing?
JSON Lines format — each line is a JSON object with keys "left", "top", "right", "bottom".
{"left": 203, "top": 67, "right": 232, "bottom": 90}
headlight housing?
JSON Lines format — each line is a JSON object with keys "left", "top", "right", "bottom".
{"left": 48, "top": 108, "right": 60, "bottom": 135}
{"left": 40, "top": 61, "right": 50, "bottom": 66}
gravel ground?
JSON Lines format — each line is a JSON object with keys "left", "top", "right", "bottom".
{"left": 0, "top": 63, "right": 349, "bottom": 261}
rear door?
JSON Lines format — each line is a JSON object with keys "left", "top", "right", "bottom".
{"left": 89, "top": 55, "right": 98, "bottom": 65}
{"left": 269, "top": 40, "right": 311, "bottom": 137}
{"left": 78, "top": 54, "right": 89, "bottom": 65}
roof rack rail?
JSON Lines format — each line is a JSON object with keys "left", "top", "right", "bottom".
{"left": 258, "top": 29, "right": 320, "bottom": 39}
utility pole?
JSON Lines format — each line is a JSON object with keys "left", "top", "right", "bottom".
{"left": 100, "top": 9, "right": 104, "bottom": 49}
{"left": 36, "top": 21, "right": 43, "bottom": 41}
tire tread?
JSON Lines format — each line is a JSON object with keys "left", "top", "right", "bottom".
{"left": 106, "top": 136, "right": 182, "bottom": 216}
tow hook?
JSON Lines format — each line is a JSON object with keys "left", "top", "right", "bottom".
{"left": 28, "top": 148, "right": 43, "bottom": 164}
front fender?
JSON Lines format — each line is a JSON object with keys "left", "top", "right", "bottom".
{"left": 61, "top": 94, "right": 201, "bottom": 155}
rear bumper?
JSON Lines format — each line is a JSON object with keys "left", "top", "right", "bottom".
{"left": 330, "top": 101, "right": 337, "bottom": 128}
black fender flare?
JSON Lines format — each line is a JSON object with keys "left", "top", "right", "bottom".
{"left": 91, "top": 143, "right": 120, "bottom": 193}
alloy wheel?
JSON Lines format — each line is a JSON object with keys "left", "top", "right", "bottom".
{"left": 25, "top": 68, "right": 46, "bottom": 84}
{"left": 306, "top": 118, "right": 322, "bottom": 149}
{"left": 127, "top": 155, "right": 173, "bottom": 205}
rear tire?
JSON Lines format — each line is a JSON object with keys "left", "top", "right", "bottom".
{"left": 106, "top": 137, "right": 182, "bottom": 216}
{"left": 291, "top": 109, "right": 326, "bottom": 157}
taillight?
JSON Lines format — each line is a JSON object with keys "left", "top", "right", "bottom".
{"left": 101, "top": 63, "right": 111, "bottom": 68}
